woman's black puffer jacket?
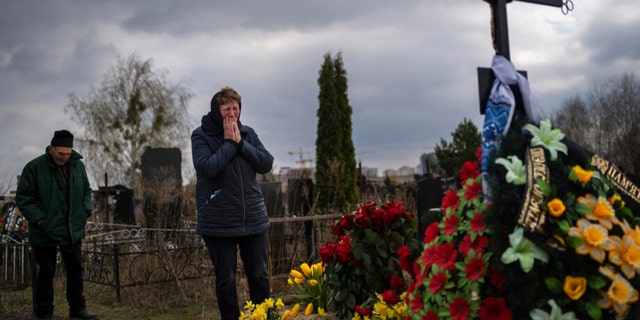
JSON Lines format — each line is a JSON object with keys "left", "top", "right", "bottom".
{"left": 191, "top": 112, "right": 273, "bottom": 237}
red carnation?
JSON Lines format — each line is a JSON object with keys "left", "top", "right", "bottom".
{"left": 382, "top": 290, "right": 399, "bottom": 306}
{"left": 421, "top": 246, "right": 437, "bottom": 268}
{"left": 433, "top": 242, "right": 457, "bottom": 270}
{"left": 478, "top": 297, "right": 512, "bottom": 320}
{"left": 459, "top": 160, "right": 480, "bottom": 182}
{"left": 424, "top": 222, "right": 440, "bottom": 244}
{"left": 460, "top": 234, "right": 489, "bottom": 257}
{"left": 424, "top": 310, "right": 439, "bottom": 320}
{"left": 474, "top": 235, "right": 489, "bottom": 254}
{"left": 389, "top": 274, "right": 405, "bottom": 290}
{"left": 443, "top": 214, "right": 460, "bottom": 236}
{"left": 428, "top": 272, "right": 447, "bottom": 294}
{"left": 442, "top": 189, "right": 460, "bottom": 210}
{"left": 355, "top": 305, "right": 371, "bottom": 316}
{"left": 489, "top": 266, "right": 506, "bottom": 292}
{"left": 413, "top": 261, "right": 423, "bottom": 280}
{"left": 465, "top": 257, "right": 486, "bottom": 281}
{"left": 398, "top": 245, "right": 414, "bottom": 273}
{"left": 410, "top": 293, "right": 424, "bottom": 313}
{"left": 464, "top": 180, "right": 482, "bottom": 201}
{"left": 471, "top": 212, "right": 486, "bottom": 232}
{"left": 449, "top": 297, "right": 470, "bottom": 320}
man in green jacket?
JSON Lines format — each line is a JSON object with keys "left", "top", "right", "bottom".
{"left": 16, "top": 130, "right": 99, "bottom": 320}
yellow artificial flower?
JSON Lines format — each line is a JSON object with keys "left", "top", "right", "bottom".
{"left": 305, "top": 303, "right": 314, "bottom": 315}
{"left": 280, "top": 309, "right": 290, "bottom": 320}
{"left": 287, "top": 278, "right": 294, "bottom": 286}
{"left": 275, "top": 298, "right": 285, "bottom": 309}
{"left": 318, "top": 307, "right": 327, "bottom": 317}
{"left": 578, "top": 194, "right": 618, "bottom": 230}
{"left": 572, "top": 165, "right": 594, "bottom": 184}
{"left": 309, "top": 279, "right": 318, "bottom": 286}
{"left": 609, "top": 235, "right": 640, "bottom": 279}
{"left": 609, "top": 193, "right": 625, "bottom": 209}
{"left": 568, "top": 219, "right": 613, "bottom": 263}
{"left": 547, "top": 198, "right": 566, "bottom": 218}
{"left": 244, "top": 301, "right": 255, "bottom": 311}
{"left": 608, "top": 274, "right": 638, "bottom": 314}
{"left": 563, "top": 275, "right": 587, "bottom": 300}
{"left": 628, "top": 225, "right": 640, "bottom": 245}
{"left": 294, "top": 277, "right": 305, "bottom": 284}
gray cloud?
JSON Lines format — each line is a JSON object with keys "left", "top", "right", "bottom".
{"left": 1, "top": 0, "right": 638, "bottom": 190}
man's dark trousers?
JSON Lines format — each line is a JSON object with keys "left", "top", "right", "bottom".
{"left": 33, "top": 242, "right": 86, "bottom": 318}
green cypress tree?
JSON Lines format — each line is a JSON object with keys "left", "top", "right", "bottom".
{"left": 315, "top": 52, "right": 356, "bottom": 212}
{"left": 333, "top": 52, "right": 357, "bottom": 208}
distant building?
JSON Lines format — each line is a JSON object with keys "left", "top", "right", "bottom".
{"left": 360, "top": 166, "right": 378, "bottom": 179}
{"left": 383, "top": 169, "right": 398, "bottom": 177}
{"left": 398, "top": 166, "right": 415, "bottom": 177}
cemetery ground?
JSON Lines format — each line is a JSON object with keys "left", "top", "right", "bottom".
{"left": 1, "top": 270, "right": 305, "bottom": 319}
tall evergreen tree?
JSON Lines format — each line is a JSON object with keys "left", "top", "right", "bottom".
{"left": 315, "top": 52, "right": 357, "bottom": 212}
{"left": 333, "top": 53, "right": 357, "bottom": 208}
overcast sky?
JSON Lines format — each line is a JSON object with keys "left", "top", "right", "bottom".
{"left": 1, "top": 0, "right": 639, "bottom": 190}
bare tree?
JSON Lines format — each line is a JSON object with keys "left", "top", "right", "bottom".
{"left": 65, "top": 53, "right": 194, "bottom": 186}
{"left": 0, "top": 171, "right": 17, "bottom": 197}
{"left": 553, "top": 73, "right": 640, "bottom": 175}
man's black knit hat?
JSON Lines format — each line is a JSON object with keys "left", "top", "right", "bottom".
{"left": 51, "top": 130, "right": 74, "bottom": 148}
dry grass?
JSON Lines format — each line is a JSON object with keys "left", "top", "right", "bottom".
{"left": 1, "top": 174, "right": 418, "bottom": 320}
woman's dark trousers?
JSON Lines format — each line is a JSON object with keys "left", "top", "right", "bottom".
{"left": 203, "top": 232, "right": 270, "bottom": 320}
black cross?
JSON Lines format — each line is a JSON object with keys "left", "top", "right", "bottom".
{"left": 477, "top": 0, "right": 563, "bottom": 114}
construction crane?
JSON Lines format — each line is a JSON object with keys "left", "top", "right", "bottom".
{"left": 288, "top": 147, "right": 314, "bottom": 168}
